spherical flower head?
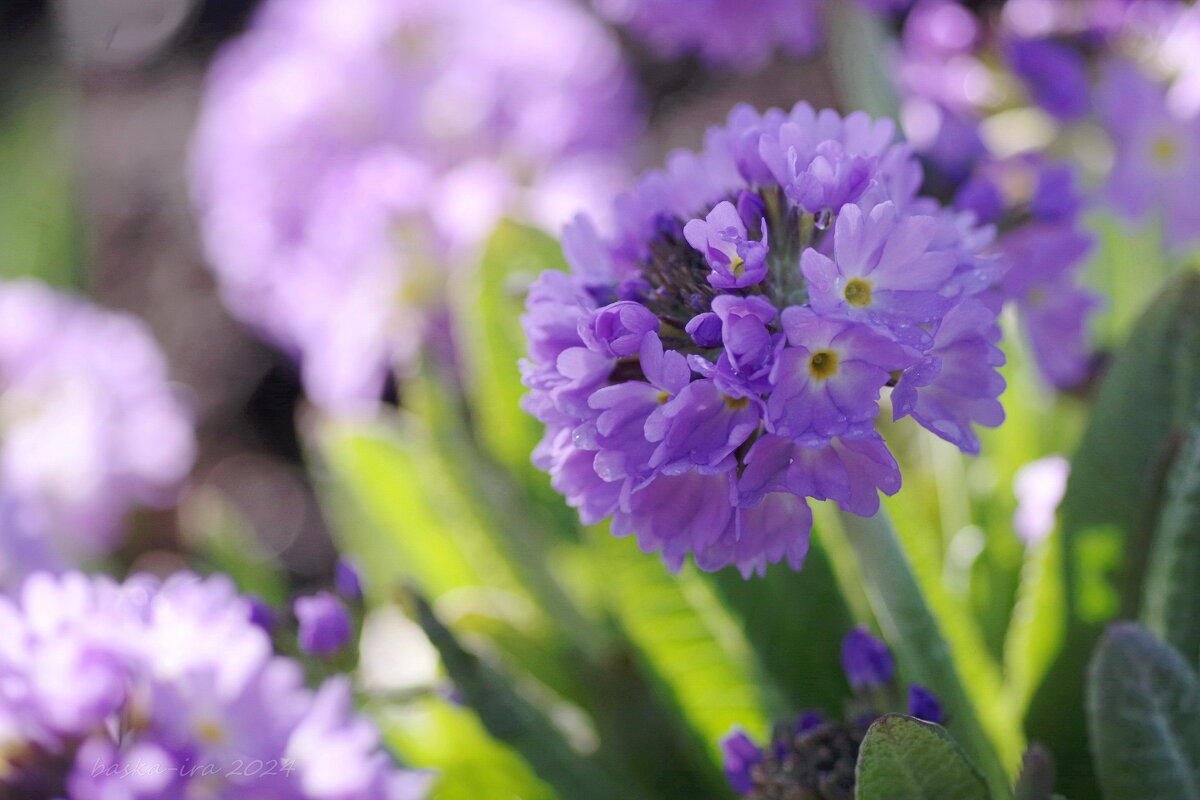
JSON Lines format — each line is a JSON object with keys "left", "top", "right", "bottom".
{"left": 0, "top": 280, "right": 195, "bottom": 586}
{"left": 841, "top": 626, "right": 895, "bottom": 689}
{"left": 295, "top": 591, "right": 353, "bottom": 657}
{"left": 521, "top": 102, "right": 1005, "bottom": 576}
{"left": 593, "top": 0, "right": 822, "bottom": 70}
{"left": 0, "top": 571, "right": 429, "bottom": 799}
{"left": 191, "top": 0, "right": 640, "bottom": 413}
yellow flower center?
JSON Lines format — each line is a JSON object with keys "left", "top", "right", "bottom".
{"left": 724, "top": 395, "right": 750, "bottom": 409}
{"left": 844, "top": 278, "right": 873, "bottom": 308}
{"left": 656, "top": 391, "right": 671, "bottom": 404}
{"left": 729, "top": 256, "right": 745, "bottom": 277}
{"left": 808, "top": 350, "right": 839, "bottom": 380}
{"left": 1152, "top": 134, "right": 1179, "bottom": 165}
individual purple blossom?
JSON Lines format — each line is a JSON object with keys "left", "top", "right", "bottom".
{"left": 842, "top": 626, "right": 895, "bottom": 689}
{"left": 684, "top": 201, "right": 770, "bottom": 289}
{"left": 999, "top": 223, "right": 1098, "bottom": 388}
{"left": 0, "top": 571, "right": 429, "bottom": 799}
{"left": 768, "top": 307, "right": 919, "bottom": 439}
{"left": 593, "top": 0, "right": 822, "bottom": 70}
{"left": 0, "top": 280, "right": 194, "bottom": 587}
{"left": 802, "top": 202, "right": 957, "bottom": 332}
{"left": 892, "top": 299, "right": 1006, "bottom": 456}
{"left": 522, "top": 103, "right": 1004, "bottom": 576}
{"left": 1096, "top": 58, "right": 1200, "bottom": 248}
{"left": 1005, "top": 37, "right": 1091, "bottom": 120}
{"left": 295, "top": 592, "right": 353, "bottom": 657}
{"left": 191, "top": 0, "right": 640, "bottom": 413}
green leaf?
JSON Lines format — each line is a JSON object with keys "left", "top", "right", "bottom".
{"left": 1086, "top": 623, "right": 1200, "bottom": 800}
{"left": 1142, "top": 414, "right": 1200, "bottom": 665}
{"left": 0, "top": 69, "right": 80, "bottom": 287}
{"left": 382, "top": 696, "right": 558, "bottom": 800}
{"left": 409, "top": 590, "right": 652, "bottom": 800}
{"left": 705, "top": 535, "right": 857, "bottom": 716}
{"left": 451, "top": 220, "right": 564, "bottom": 482}
{"left": 826, "top": 0, "right": 900, "bottom": 121}
{"left": 591, "top": 529, "right": 777, "bottom": 770}
{"left": 1029, "top": 271, "right": 1200, "bottom": 798}
{"left": 855, "top": 715, "right": 990, "bottom": 800}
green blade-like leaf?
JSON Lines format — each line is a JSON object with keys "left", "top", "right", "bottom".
{"left": 409, "top": 591, "right": 652, "bottom": 800}
{"left": 705, "top": 536, "right": 857, "bottom": 717}
{"left": 855, "top": 715, "right": 989, "bottom": 800}
{"left": 591, "top": 529, "right": 778, "bottom": 772}
{"left": 1029, "top": 271, "right": 1200, "bottom": 798}
{"left": 1086, "top": 623, "right": 1200, "bottom": 800}
{"left": 382, "top": 696, "right": 558, "bottom": 800}
{"left": 1142, "top": 415, "right": 1200, "bottom": 665}
{"left": 451, "top": 220, "right": 564, "bottom": 484}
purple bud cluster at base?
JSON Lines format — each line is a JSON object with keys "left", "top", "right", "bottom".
{"left": 722, "top": 627, "right": 943, "bottom": 798}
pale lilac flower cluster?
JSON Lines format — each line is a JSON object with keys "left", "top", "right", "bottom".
{"left": 0, "top": 571, "right": 430, "bottom": 799}
{"left": 721, "top": 627, "right": 941, "bottom": 798}
{"left": 895, "top": 0, "right": 1106, "bottom": 388}
{"left": 0, "top": 281, "right": 194, "bottom": 586}
{"left": 191, "top": 0, "right": 639, "bottom": 413}
{"left": 522, "top": 103, "right": 1006, "bottom": 576}
{"left": 593, "top": 0, "right": 821, "bottom": 69}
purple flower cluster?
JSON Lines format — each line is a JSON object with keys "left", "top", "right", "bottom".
{"left": 0, "top": 571, "right": 430, "bottom": 799}
{"left": 895, "top": 0, "right": 1108, "bottom": 388}
{"left": 721, "top": 626, "right": 942, "bottom": 798}
{"left": 593, "top": 0, "right": 821, "bottom": 69}
{"left": 0, "top": 281, "right": 194, "bottom": 586}
{"left": 522, "top": 103, "right": 1006, "bottom": 576}
{"left": 191, "top": 0, "right": 640, "bottom": 413}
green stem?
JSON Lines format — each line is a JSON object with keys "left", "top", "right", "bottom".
{"left": 838, "top": 508, "right": 1013, "bottom": 799}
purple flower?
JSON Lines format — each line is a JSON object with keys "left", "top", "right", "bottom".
{"left": 721, "top": 627, "right": 943, "bottom": 797}
{"left": 191, "top": 0, "right": 640, "bottom": 413}
{"left": 999, "top": 223, "right": 1098, "bottom": 388}
{"left": 295, "top": 592, "right": 352, "bottom": 657}
{"left": 335, "top": 557, "right": 364, "bottom": 602}
{"left": 721, "top": 730, "right": 764, "bottom": 795}
{"left": 0, "top": 281, "right": 195, "bottom": 587}
{"left": 907, "top": 684, "right": 944, "bottom": 724}
{"left": 593, "top": 0, "right": 822, "bottom": 70}
{"left": 1005, "top": 37, "right": 1091, "bottom": 120}
{"left": 1097, "top": 58, "right": 1200, "bottom": 248}
{"left": 892, "top": 299, "right": 1006, "bottom": 455}
{"left": 842, "top": 626, "right": 895, "bottom": 689}
{"left": 684, "top": 201, "right": 770, "bottom": 289}
{"left": 803, "top": 201, "right": 957, "bottom": 332}
{"left": 523, "top": 103, "right": 1003, "bottom": 575}
{"left": 768, "top": 307, "right": 920, "bottom": 439}
{"left": 0, "top": 571, "right": 429, "bottom": 799}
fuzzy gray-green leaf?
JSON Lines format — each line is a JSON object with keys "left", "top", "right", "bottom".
{"left": 1086, "top": 623, "right": 1200, "bottom": 800}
